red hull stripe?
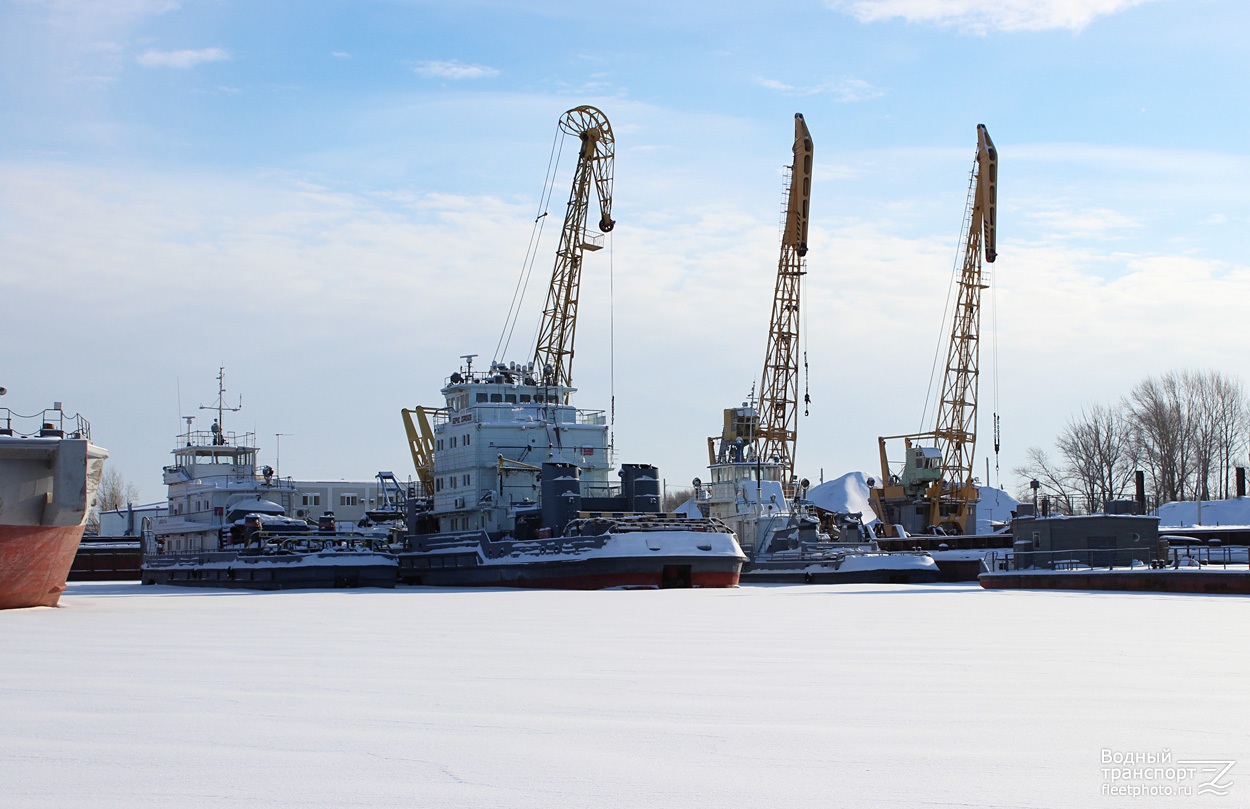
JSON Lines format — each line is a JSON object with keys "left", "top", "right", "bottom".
{"left": 0, "top": 524, "right": 86, "bottom": 609}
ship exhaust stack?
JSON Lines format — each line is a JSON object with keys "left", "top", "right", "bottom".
{"left": 1237, "top": 467, "right": 1246, "bottom": 498}
{"left": 621, "top": 464, "right": 661, "bottom": 513}
{"left": 541, "top": 462, "right": 582, "bottom": 534}
{"left": 1135, "top": 470, "right": 1147, "bottom": 515}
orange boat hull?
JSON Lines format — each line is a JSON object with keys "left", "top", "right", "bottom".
{"left": 0, "top": 524, "right": 87, "bottom": 609}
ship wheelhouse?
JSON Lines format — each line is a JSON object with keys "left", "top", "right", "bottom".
{"left": 428, "top": 359, "right": 613, "bottom": 537}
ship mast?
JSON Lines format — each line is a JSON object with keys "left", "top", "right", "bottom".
{"left": 531, "top": 106, "right": 615, "bottom": 401}
{"left": 756, "top": 113, "right": 813, "bottom": 485}
{"left": 199, "top": 366, "right": 241, "bottom": 446}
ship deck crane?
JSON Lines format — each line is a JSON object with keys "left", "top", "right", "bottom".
{"left": 706, "top": 114, "right": 813, "bottom": 492}
{"left": 756, "top": 113, "right": 814, "bottom": 485}
{"left": 871, "top": 124, "right": 997, "bottom": 537}
{"left": 532, "top": 106, "right": 616, "bottom": 398}
{"left": 402, "top": 106, "right": 616, "bottom": 483}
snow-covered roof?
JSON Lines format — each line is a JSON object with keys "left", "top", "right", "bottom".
{"left": 1155, "top": 497, "right": 1250, "bottom": 528}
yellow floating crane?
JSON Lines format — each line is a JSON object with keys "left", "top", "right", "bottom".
{"left": 756, "top": 113, "right": 813, "bottom": 484}
{"left": 707, "top": 113, "right": 812, "bottom": 493}
{"left": 872, "top": 124, "right": 997, "bottom": 537}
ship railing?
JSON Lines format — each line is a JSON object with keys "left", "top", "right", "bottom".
{"left": 985, "top": 546, "right": 1183, "bottom": 573}
{"left": 566, "top": 514, "right": 735, "bottom": 535}
{"left": 1162, "top": 540, "right": 1249, "bottom": 568}
{"left": 877, "top": 533, "right": 1012, "bottom": 552}
{"left": 575, "top": 410, "right": 607, "bottom": 426}
{"left": 177, "top": 429, "right": 255, "bottom": 448}
{"left": 0, "top": 405, "right": 92, "bottom": 440}
{"left": 235, "top": 532, "right": 397, "bottom": 554}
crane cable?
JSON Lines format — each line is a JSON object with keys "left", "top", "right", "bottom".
{"left": 609, "top": 230, "right": 616, "bottom": 454}
{"left": 991, "top": 250, "right": 1001, "bottom": 488}
{"left": 919, "top": 160, "right": 977, "bottom": 434}
{"left": 495, "top": 124, "right": 566, "bottom": 364}
{"left": 801, "top": 253, "right": 810, "bottom": 418}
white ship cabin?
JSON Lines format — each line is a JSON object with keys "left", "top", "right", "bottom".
{"left": 152, "top": 426, "right": 297, "bottom": 554}
{"left": 430, "top": 359, "right": 613, "bottom": 536}
{"left": 700, "top": 404, "right": 790, "bottom": 518}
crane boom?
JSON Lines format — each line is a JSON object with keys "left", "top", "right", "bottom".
{"left": 929, "top": 124, "right": 996, "bottom": 531}
{"left": 756, "top": 113, "right": 813, "bottom": 481}
{"left": 532, "top": 105, "right": 615, "bottom": 397}
{"left": 872, "top": 124, "right": 997, "bottom": 537}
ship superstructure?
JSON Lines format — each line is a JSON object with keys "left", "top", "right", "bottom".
{"left": 424, "top": 356, "right": 612, "bottom": 538}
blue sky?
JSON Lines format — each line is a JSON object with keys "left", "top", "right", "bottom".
{"left": 3, "top": 0, "right": 1249, "bottom": 504}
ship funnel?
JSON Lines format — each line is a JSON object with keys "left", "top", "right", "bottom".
{"left": 541, "top": 462, "right": 582, "bottom": 535}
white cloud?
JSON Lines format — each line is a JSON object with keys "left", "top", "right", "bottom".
{"left": 1026, "top": 206, "right": 1142, "bottom": 238}
{"left": 755, "top": 76, "right": 883, "bottom": 101}
{"left": 136, "top": 47, "right": 229, "bottom": 68}
{"left": 833, "top": 0, "right": 1154, "bottom": 33}
{"left": 414, "top": 59, "right": 500, "bottom": 80}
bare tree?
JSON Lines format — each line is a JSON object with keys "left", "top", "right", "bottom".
{"left": 1012, "top": 447, "right": 1076, "bottom": 515}
{"left": 1201, "top": 371, "right": 1249, "bottom": 499}
{"left": 662, "top": 486, "right": 695, "bottom": 512}
{"left": 1057, "top": 402, "right": 1137, "bottom": 513}
{"left": 1126, "top": 372, "right": 1194, "bottom": 503}
{"left": 89, "top": 468, "right": 141, "bottom": 531}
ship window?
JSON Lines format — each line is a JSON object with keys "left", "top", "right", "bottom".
{"left": 436, "top": 478, "right": 443, "bottom": 492}
{"left": 340, "top": 494, "right": 359, "bottom": 507}
{"left": 462, "top": 474, "right": 471, "bottom": 486}
{"left": 450, "top": 436, "right": 457, "bottom": 448}
{"left": 519, "top": 395, "right": 531, "bottom": 403}
{"left": 534, "top": 394, "right": 545, "bottom": 403}
{"left": 436, "top": 439, "right": 444, "bottom": 451}
{"left": 505, "top": 394, "right": 517, "bottom": 403}
{"left": 490, "top": 393, "right": 503, "bottom": 403}
{"left": 476, "top": 393, "right": 487, "bottom": 403}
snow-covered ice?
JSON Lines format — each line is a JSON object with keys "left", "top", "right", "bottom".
{"left": 3, "top": 582, "right": 1248, "bottom": 808}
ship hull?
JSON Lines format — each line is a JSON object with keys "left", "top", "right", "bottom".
{"left": 979, "top": 569, "right": 1250, "bottom": 594}
{"left": 142, "top": 550, "right": 399, "bottom": 590}
{"left": 398, "top": 528, "right": 745, "bottom": 589}
{"left": 0, "top": 524, "right": 88, "bottom": 608}
{"left": 398, "top": 554, "right": 742, "bottom": 589}
{"left": 1, "top": 433, "right": 107, "bottom": 609}
{"left": 741, "top": 552, "right": 940, "bottom": 585}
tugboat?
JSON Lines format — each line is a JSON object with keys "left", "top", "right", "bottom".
{"left": 0, "top": 394, "right": 108, "bottom": 608}
{"left": 395, "top": 105, "right": 745, "bottom": 589}
{"left": 141, "top": 370, "right": 397, "bottom": 590}
{"left": 696, "top": 404, "right": 938, "bottom": 584}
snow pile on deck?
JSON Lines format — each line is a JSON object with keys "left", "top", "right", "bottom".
{"left": 806, "top": 471, "right": 878, "bottom": 523}
{"left": 976, "top": 486, "right": 1018, "bottom": 533}
{"left": 805, "top": 474, "right": 1016, "bottom": 535}
{"left": 1156, "top": 497, "right": 1250, "bottom": 527}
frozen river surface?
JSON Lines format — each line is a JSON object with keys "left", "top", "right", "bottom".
{"left": 3, "top": 581, "right": 1247, "bottom": 808}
